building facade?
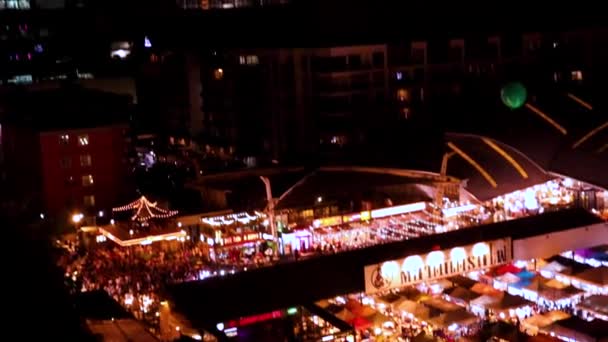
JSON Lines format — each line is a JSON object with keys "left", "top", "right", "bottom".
{"left": 130, "top": 26, "right": 607, "bottom": 169}
{"left": 39, "top": 124, "right": 130, "bottom": 217}
{"left": 0, "top": 87, "right": 133, "bottom": 221}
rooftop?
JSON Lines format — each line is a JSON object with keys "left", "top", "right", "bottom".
{"left": 166, "top": 208, "right": 601, "bottom": 325}
{"left": 550, "top": 316, "right": 608, "bottom": 340}
{"left": 447, "top": 87, "right": 608, "bottom": 191}
{"left": 445, "top": 133, "right": 552, "bottom": 201}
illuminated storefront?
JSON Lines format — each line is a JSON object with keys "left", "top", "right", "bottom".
{"left": 364, "top": 239, "right": 512, "bottom": 294}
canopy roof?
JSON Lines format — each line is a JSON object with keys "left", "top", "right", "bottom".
{"left": 112, "top": 196, "right": 178, "bottom": 222}
{"left": 446, "top": 286, "right": 481, "bottom": 302}
{"left": 574, "top": 266, "right": 608, "bottom": 286}
{"left": 541, "top": 261, "right": 568, "bottom": 274}
{"left": 429, "top": 309, "right": 479, "bottom": 328}
{"left": 577, "top": 295, "right": 608, "bottom": 316}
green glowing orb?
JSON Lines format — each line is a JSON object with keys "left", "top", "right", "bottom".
{"left": 500, "top": 82, "right": 527, "bottom": 109}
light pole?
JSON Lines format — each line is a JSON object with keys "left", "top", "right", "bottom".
{"left": 259, "top": 176, "right": 278, "bottom": 249}
{"left": 436, "top": 152, "right": 456, "bottom": 208}
{"left": 71, "top": 212, "right": 84, "bottom": 251}
{"left": 72, "top": 212, "right": 84, "bottom": 229}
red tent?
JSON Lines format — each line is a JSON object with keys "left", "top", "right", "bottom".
{"left": 349, "top": 316, "right": 372, "bottom": 330}
{"left": 495, "top": 264, "right": 522, "bottom": 276}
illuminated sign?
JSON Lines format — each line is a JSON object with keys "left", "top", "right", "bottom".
{"left": 311, "top": 203, "right": 425, "bottom": 229}
{"left": 363, "top": 238, "right": 512, "bottom": 293}
{"left": 370, "top": 202, "right": 426, "bottom": 219}
{"left": 313, "top": 215, "right": 343, "bottom": 228}
{"left": 342, "top": 213, "right": 361, "bottom": 223}
{"left": 360, "top": 211, "right": 371, "bottom": 221}
{"left": 222, "top": 233, "right": 261, "bottom": 246}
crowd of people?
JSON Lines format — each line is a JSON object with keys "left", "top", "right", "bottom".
{"left": 58, "top": 243, "right": 215, "bottom": 325}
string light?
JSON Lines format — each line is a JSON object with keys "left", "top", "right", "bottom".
{"left": 112, "top": 196, "right": 178, "bottom": 222}
{"left": 200, "top": 211, "right": 264, "bottom": 226}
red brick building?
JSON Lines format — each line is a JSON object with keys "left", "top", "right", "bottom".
{"left": 1, "top": 86, "right": 133, "bottom": 221}
{"left": 39, "top": 124, "right": 130, "bottom": 217}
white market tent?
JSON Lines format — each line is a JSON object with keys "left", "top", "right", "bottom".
{"left": 571, "top": 267, "right": 608, "bottom": 294}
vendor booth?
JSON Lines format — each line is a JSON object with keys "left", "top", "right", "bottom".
{"left": 520, "top": 311, "right": 570, "bottom": 336}
{"left": 570, "top": 267, "right": 608, "bottom": 295}
{"left": 576, "top": 295, "right": 608, "bottom": 321}
{"left": 470, "top": 293, "right": 535, "bottom": 321}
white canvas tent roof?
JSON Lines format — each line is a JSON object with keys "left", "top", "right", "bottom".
{"left": 496, "top": 272, "right": 520, "bottom": 284}
{"left": 541, "top": 261, "right": 569, "bottom": 274}
{"left": 574, "top": 266, "right": 608, "bottom": 286}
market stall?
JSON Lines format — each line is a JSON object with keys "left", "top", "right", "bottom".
{"left": 544, "top": 316, "right": 608, "bottom": 342}
{"left": 470, "top": 282, "right": 502, "bottom": 297}
{"left": 470, "top": 293, "right": 535, "bottom": 320}
{"left": 506, "top": 275, "right": 584, "bottom": 310}
{"left": 520, "top": 311, "right": 570, "bottom": 336}
{"left": 570, "top": 267, "right": 608, "bottom": 295}
{"left": 444, "top": 286, "right": 481, "bottom": 307}
{"left": 428, "top": 309, "right": 480, "bottom": 336}
{"left": 576, "top": 295, "right": 608, "bottom": 321}
{"left": 280, "top": 229, "right": 312, "bottom": 254}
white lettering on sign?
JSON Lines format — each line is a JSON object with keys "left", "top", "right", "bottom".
{"left": 363, "top": 238, "right": 511, "bottom": 293}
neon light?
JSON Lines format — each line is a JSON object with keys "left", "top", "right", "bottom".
{"left": 370, "top": 202, "right": 426, "bottom": 219}
{"left": 287, "top": 307, "right": 298, "bottom": 315}
{"left": 226, "top": 310, "right": 284, "bottom": 328}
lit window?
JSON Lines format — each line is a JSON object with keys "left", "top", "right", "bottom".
{"left": 110, "top": 41, "right": 132, "bottom": 59}
{"left": 213, "top": 68, "right": 224, "bottom": 80}
{"left": 553, "top": 72, "right": 560, "bottom": 82}
{"left": 60, "top": 157, "right": 71, "bottom": 169}
{"left": 0, "top": 0, "right": 31, "bottom": 9}
{"left": 330, "top": 135, "right": 347, "bottom": 146}
{"left": 246, "top": 55, "right": 259, "bottom": 65}
{"left": 82, "top": 174, "right": 94, "bottom": 186}
{"left": 78, "top": 134, "right": 89, "bottom": 146}
{"left": 60, "top": 134, "right": 69, "bottom": 145}
{"left": 397, "top": 89, "right": 410, "bottom": 102}
{"left": 83, "top": 195, "right": 95, "bottom": 207}
{"left": 571, "top": 70, "right": 583, "bottom": 81}
{"left": 80, "top": 154, "right": 92, "bottom": 167}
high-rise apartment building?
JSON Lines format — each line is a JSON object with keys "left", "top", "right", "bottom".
{"left": 186, "top": 45, "right": 391, "bottom": 161}
{"left": 151, "top": 27, "right": 605, "bottom": 164}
